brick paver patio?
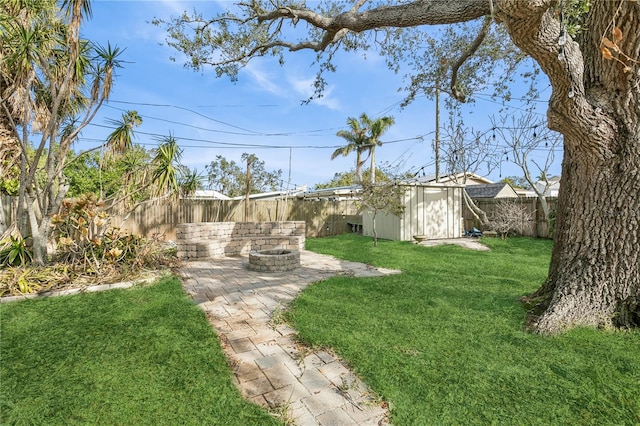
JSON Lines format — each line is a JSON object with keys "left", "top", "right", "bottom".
{"left": 179, "top": 251, "right": 400, "bottom": 425}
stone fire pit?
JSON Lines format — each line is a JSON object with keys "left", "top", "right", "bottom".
{"left": 248, "top": 249, "right": 300, "bottom": 272}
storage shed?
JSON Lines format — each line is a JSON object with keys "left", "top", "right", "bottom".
{"left": 362, "top": 183, "right": 464, "bottom": 241}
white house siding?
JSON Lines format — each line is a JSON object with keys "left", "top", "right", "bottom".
{"left": 363, "top": 185, "right": 463, "bottom": 242}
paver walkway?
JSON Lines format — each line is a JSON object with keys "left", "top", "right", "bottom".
{"left": 179, "top": 251, "right": 400, "bottom": 425}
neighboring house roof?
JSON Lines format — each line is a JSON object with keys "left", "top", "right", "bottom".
{"left": 190, "top": 186, "right": 308, "bottom": 201}
{"left": 298, "top": 185, "right": 362, "bottom": 200}
{"left": 409, "top": 172, "right": 494, "bottom": 186}
{"left": 514, "top": 188, "right": 538, "bottom": 197}
{"left": 191, "top": 190, "right": 231, "bottom": 200}
{"left": 465, "top": 183, "right": 519, "bottom": 199}
{"left": 229, "top": 185, "right": 308, "bottom": 201}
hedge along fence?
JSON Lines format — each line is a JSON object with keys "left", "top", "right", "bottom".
{"left": 463, "top": 197, "right": 558, "bottom": 238}
{"left": 107, "top": 198, "right": 361, "bottom": 241}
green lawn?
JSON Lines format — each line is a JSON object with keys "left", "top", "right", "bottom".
{"left": 0, "top": 276, "right": 279, "bottom": 426}
{"left": 292, "top": 235, "right": 640, "bottom": 425}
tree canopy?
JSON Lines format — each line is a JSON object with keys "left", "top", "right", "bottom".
{"left": 204, "top": 153, "right": 283, "bottom": 197}
{"left": 154, "top": 1, "right": 540, "bottom": 106}
{"left": 314, "top": 167, "right": 401, "bottom": 190}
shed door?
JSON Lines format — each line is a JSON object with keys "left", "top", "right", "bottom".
{"left": 423, "top": 188, "right": 449, "bottom": 238}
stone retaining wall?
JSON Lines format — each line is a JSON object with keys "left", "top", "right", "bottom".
{"left": 176, "top": 221, "right": 305, "bottom": 259}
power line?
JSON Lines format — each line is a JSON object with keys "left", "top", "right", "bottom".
{"left": 106, "top": 99, "right": 261, "bottom": 134}
{"left": 196, "top": 104, "right": 279, "bottom": 108}
{"left": 79, "top": 126, "right": 427, "bottom": 150}
{"left": 89, "top": 91, "right": 561, "bottom": 181}
{"left": 105, "top": 100, "right": 340, "bottom": 137}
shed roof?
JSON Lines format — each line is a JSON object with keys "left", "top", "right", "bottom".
{"left": 298, "top": 185, "right": 362, "bottom": 200}
{"left": 408, "top": 172, "right": 494, "bottom": 186}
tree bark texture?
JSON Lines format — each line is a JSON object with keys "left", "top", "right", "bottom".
{"left": 497, "top": 0, "right": 640, "bottom": 332}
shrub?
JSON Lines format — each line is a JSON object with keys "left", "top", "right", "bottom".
{"left": 0, "top": 194, "right": 177, "bottom": 297}
{"left": 52, "top": 195, "right": 175, "bottom": 274}
{"left": 0, "top": 233, "right": 32, "bottom": 267}
{"left": 488, "top": 200, "right": 529, "bottom": 239}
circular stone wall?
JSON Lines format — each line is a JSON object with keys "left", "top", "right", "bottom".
{"left": 248, "top": 249, "right": 300, "bottom": 272}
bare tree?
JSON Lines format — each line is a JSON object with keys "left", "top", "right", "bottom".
{"left": 493, "top": 111, "right": 561, "bottom": 222}
{"left": 488, "top": 199, "right": 529, "bottom": 239}
{"left": 441, "top": 109, "right": 496, "bottom": 227}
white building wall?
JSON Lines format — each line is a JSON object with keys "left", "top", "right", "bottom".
{"left": 363, "top": 185, "right": 463, "bottom": 241}
{"left": 363, "top": 207, "right": 401, "bottom": 241}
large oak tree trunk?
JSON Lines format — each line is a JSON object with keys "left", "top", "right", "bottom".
{"left": 499, "top": 1, "right": 640, "bottom": 333}
{"left": 528, "top": 136, "right": 640, "bottom": 332}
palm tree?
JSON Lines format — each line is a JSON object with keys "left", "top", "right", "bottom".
{"left": 152, "top": 134, "right": 182, "bottom": 196}
{"left": 105, "top": 110, "right": 142, "bottom": 156}
{"left": 1, "top": 0, "right": 125, "bottom": 264}
{"left": 179, "top": 167, "right": 202, "bottom": 198}
{"left": 332, "top": 116, "right": 369, "bottom": 182}
{"left": 360, "top": 113, "right": 395, "bottom": 184}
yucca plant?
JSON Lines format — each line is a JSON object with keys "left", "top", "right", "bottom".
{"left": 0, "top": 235, "right": 33, "bottom": 267}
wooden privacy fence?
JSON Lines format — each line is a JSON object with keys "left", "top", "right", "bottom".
{"left": 108, "top": 198, "right": 361, "bottom": 241}
{"left": 0, "top": 195, "right": 16, "bottom": 234}
{"left": 1, "top": 195, "right": 556, "bottom": 240}
{"left": 463, "top": 197, "right": 557, "bottom": 238}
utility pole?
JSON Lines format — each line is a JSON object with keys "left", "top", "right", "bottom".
{"left": 435, "top": 82, "right": 441, "bottom": 183}
{"left": 244, "top": 156, "right": 252, "bottom": 221}
{"left": 370, "top": 141, "right": 376, "bottom": 185}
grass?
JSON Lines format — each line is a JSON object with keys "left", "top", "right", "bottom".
{"left": 291, "top": 235, "right": 640, "bottom": 425}
{"left": 0, "top": 276, "right": 280, "bottom": 426}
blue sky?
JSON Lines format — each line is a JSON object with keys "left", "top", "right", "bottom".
{"left": 79, "top": 1, "right": 562, "bottom": 190}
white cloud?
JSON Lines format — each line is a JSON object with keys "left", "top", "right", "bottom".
{"left": 241, "top": 58, "right": 343, "bottom": 111}
{"left": 157, "top": 1, "right": 190, "bottom": 15}
{"left": 242, "top": 62, "right": 284, "bottom": 97}
{"left": 289, "top": 76, "right": 342, "bottom": 111}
